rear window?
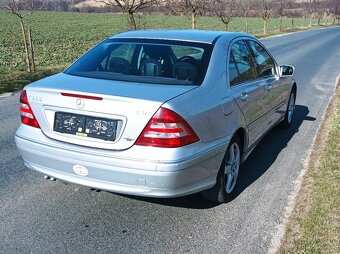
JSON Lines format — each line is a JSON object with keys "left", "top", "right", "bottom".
{"left": 65, "top": 39, "right": 213, "bottom": 85}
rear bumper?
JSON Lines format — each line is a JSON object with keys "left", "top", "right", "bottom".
{"left": 15, "top": 130, "right": 226, "bottom": 198}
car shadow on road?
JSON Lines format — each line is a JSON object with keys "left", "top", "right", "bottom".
{"left": 231, "top": 104, "right": 315, "bottom": 201}
{"left": 115, "top": 105, "right": 314, "bottom": 209}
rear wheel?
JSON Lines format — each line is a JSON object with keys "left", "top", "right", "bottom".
{"left": 280, "top": 90, "right": 296, "bottom": 128}
{"left": 201, "top": 136, "right": 241, "bottom": 203}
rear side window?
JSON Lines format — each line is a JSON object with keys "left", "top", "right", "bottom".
{"left": 65, "top": 39, "right": 212, "bottom": 86}
{"left": 247, "top": 40, "right": 276, "bottom": 77}
{"left": 229, "top": 52, "right": 241, "bottom": 86}
{"left": 229, "top": 40, "right": 257, "bottom": 85}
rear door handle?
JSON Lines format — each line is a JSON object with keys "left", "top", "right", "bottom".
{"left": 240, "top": 92, "right": 250, "bottom": 102}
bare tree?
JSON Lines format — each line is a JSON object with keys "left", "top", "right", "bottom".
{"left": 285, "top": 0, "right": 298, "bottom": 30}
{"left": 166, "top": 0, "right": 208, "bottom": 29}
{"left": 321, "top": 0, "right": 338, "bottom": 26}
{"left": 256, "top": 0, "right": 275, "bottom": 35}
{"left": 327, "top": 0, "right": 340, "bottom": 25}
{"left": 98, "top": 0, "right": 158, "bottom": 30}
{"left": 0, "top": 0, "right": 43, "bottom": 72}
{"left": 305, "top": 0, "right": 320, "bottom": 27}
{"left": 315, "top": 0, "right": 324, "bottom": 26}
{"left": 212, "top": 0, "right": 238, "bottom": 31}
{"left": 274, "top": 0, "right": 288, "bottom": 31}
{"left": 239, "top": 0, "right": 253, "bottom": 33}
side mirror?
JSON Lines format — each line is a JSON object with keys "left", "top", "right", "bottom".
{"left": 279, "top": 65, "right": 295, "bottom": 77}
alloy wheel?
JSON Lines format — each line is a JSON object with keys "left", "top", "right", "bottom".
{"left": 224, "top": 142, "right": 241, "bottom": 193}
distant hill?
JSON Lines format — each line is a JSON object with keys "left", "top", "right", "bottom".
{"left": 74, "top": 0, "right": 106, "bottom": 9}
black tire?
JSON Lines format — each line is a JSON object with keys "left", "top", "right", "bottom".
{"left": 201, "top": 135, "right": 242, "bottom": 203}
{"left": 280, "top": 90, "right": 296, "bottom": 129}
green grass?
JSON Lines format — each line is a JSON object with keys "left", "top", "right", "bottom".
{"left": 0, "top": 10, "right": 337, "bottom": 93}
{"left": 280, "top": 84, "right": 340, "bottom": 253}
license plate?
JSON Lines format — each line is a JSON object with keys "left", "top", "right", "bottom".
{"left": 53, "top": 112, "right": 117, "bottom": 141}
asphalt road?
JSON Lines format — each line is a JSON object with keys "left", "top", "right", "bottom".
{"left": 1, "top": 27, "right": 339, "bottom": 254}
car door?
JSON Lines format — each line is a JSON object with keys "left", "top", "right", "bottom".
{"left": 246, "top": 39, "right": 287, "bottom": 128}
{"left": 228, "top": 40, "right": 268, "bottom": 147}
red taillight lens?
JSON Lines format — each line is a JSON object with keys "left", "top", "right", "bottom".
{"left": 20, "top": 90, "right": 40, "bottom": 128}
{"left": 135, "top": 107, "right": 199, "bottom": 148}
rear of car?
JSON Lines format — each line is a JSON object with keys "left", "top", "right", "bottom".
{"left": 15, "top": 34, "right": 227, "bottom": 197}
{"left": 15, "top": 30, "right": 296, "bottom": 201}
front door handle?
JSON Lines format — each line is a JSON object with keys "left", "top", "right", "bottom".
{"left": 240, "top": 91, "right": 250, "bottom": 102}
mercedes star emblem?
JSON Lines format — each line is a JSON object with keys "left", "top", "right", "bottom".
{"left": 76, "top": 98, "right": 85, "bottom": 109}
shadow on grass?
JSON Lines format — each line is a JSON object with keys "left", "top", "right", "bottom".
{"left": 114, "top": 105, "right": 315, "bottom": 209}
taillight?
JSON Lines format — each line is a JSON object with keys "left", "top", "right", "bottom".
{"left": 20, "top": 90, "right": 40, "bottom": 128}
{"left": 135, "top": 107, "right": 199, "bottom": 148}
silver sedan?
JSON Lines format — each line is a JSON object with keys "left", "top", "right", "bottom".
{"left": 15, "top": 30, "right": 296, "bottom": 203}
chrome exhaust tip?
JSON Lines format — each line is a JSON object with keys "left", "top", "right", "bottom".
{"left": 43, "top": 175, "right": 57, "bottom": 181}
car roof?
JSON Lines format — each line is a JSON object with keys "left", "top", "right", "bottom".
{"left": 110, "top": 30, "right": 251, "bottom": 44}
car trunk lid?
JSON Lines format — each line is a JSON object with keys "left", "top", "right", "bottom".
{"left": 26, "top": 73, "right": 197, "bottom": 150}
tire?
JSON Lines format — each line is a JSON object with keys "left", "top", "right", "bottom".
{"left": 201, "top": 135, "right": 241, "bottom": 203}
{"left": 280, "top": 90, "right": 296, "bottom": 129}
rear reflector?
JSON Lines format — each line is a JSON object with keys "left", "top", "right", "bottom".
{"left": 20, "top": 90, "right": 40, "bottom": 128}
{"left": 61, "top": 92, "right": 103, "bottom": 101}
{"left": 135, "top": 107, "right": 199, "bottom": 148}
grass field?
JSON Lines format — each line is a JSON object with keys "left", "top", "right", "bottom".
{"left": 279, "top": 81, "right": 340, "bottom": 254}
{"left": 0, "top": 10, "right": 336, "bottom": 93}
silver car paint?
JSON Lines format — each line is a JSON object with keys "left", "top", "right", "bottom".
{"left": 15, "top": 30, "right": 295, "bottom": 197}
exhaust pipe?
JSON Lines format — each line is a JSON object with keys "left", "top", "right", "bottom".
{"left": 43, "top": 175, "right": 57, "bottom": 181}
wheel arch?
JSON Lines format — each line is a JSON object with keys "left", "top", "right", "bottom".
{"left": 292, "top": 82, "right": 297, "bottom": 98}
{"left": 234, "top": 127, "right": 247, "bottom": 154}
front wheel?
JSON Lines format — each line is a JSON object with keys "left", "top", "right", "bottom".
{"left": 280, "top": 90, "right": 296, "bottom": 129}
{"left": 201, "top": 136, "right": 241, "bottom": 203}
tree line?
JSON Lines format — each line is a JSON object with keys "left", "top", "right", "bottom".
{"left": 99, "top": 0, "right": 339, "bottom": 32}
{"left": 1, "top": 0, "right": 339, "bottom": 73}
{"left": 2, "top": 0, "right": 340, "bottom": 32}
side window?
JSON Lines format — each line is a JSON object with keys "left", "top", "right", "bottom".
{"left": 247, "top": 40, "right": 276, "bottom": 78}
{"left": 230, "top": 40, "right": 257, "bottom": 84}
{"left": 229, "top": 52, "right": 240, "bottom": 86}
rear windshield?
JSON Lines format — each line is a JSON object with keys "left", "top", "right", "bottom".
{"left": 65, "top": 39, "right": 213, "bottom": 85}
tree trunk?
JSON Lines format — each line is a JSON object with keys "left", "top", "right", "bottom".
{"left": 225, "top": 22, "right": 229, "bottom": 31}
{"left": 28, "top": 28, "right": 35, "bottom": 71}
{"left": 279, "top": 16, "right": 283, "bottom": 31}
{"left": 263, "top": 18, "right": 268, "bottom": 35}
{"left": 291, "top": 17, "right": 294, "bottom": 30}
{"left": 317, "top": 18, "right": 321, "bottom": 26}
{"left": 128, "top": 12, "right": 137, "bottom": 30}
{"left": 309, "top": 16, "right": 312, "bottom": 27}
{"left": 19, "top": 18, "right": 31, "bottom": 73}
{"left": 191, "top": 12, "right": 197, "bottom": 29}
{"left": 332, "top": 18, "right": 336, "bottom": 26}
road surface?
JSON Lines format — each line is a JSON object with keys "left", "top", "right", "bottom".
{"left": 0, "top": 27, "right": 339, "bottom": 254}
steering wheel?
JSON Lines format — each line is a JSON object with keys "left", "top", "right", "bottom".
{"left": 177, "top": 56, "right": 197, "bottom": 65}
{"left": 109, "top": 57, "right": 130, "bottom": 74}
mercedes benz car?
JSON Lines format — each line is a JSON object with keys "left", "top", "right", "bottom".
{"left": 15, "top": 30, "right": 296, "bottom": 203}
